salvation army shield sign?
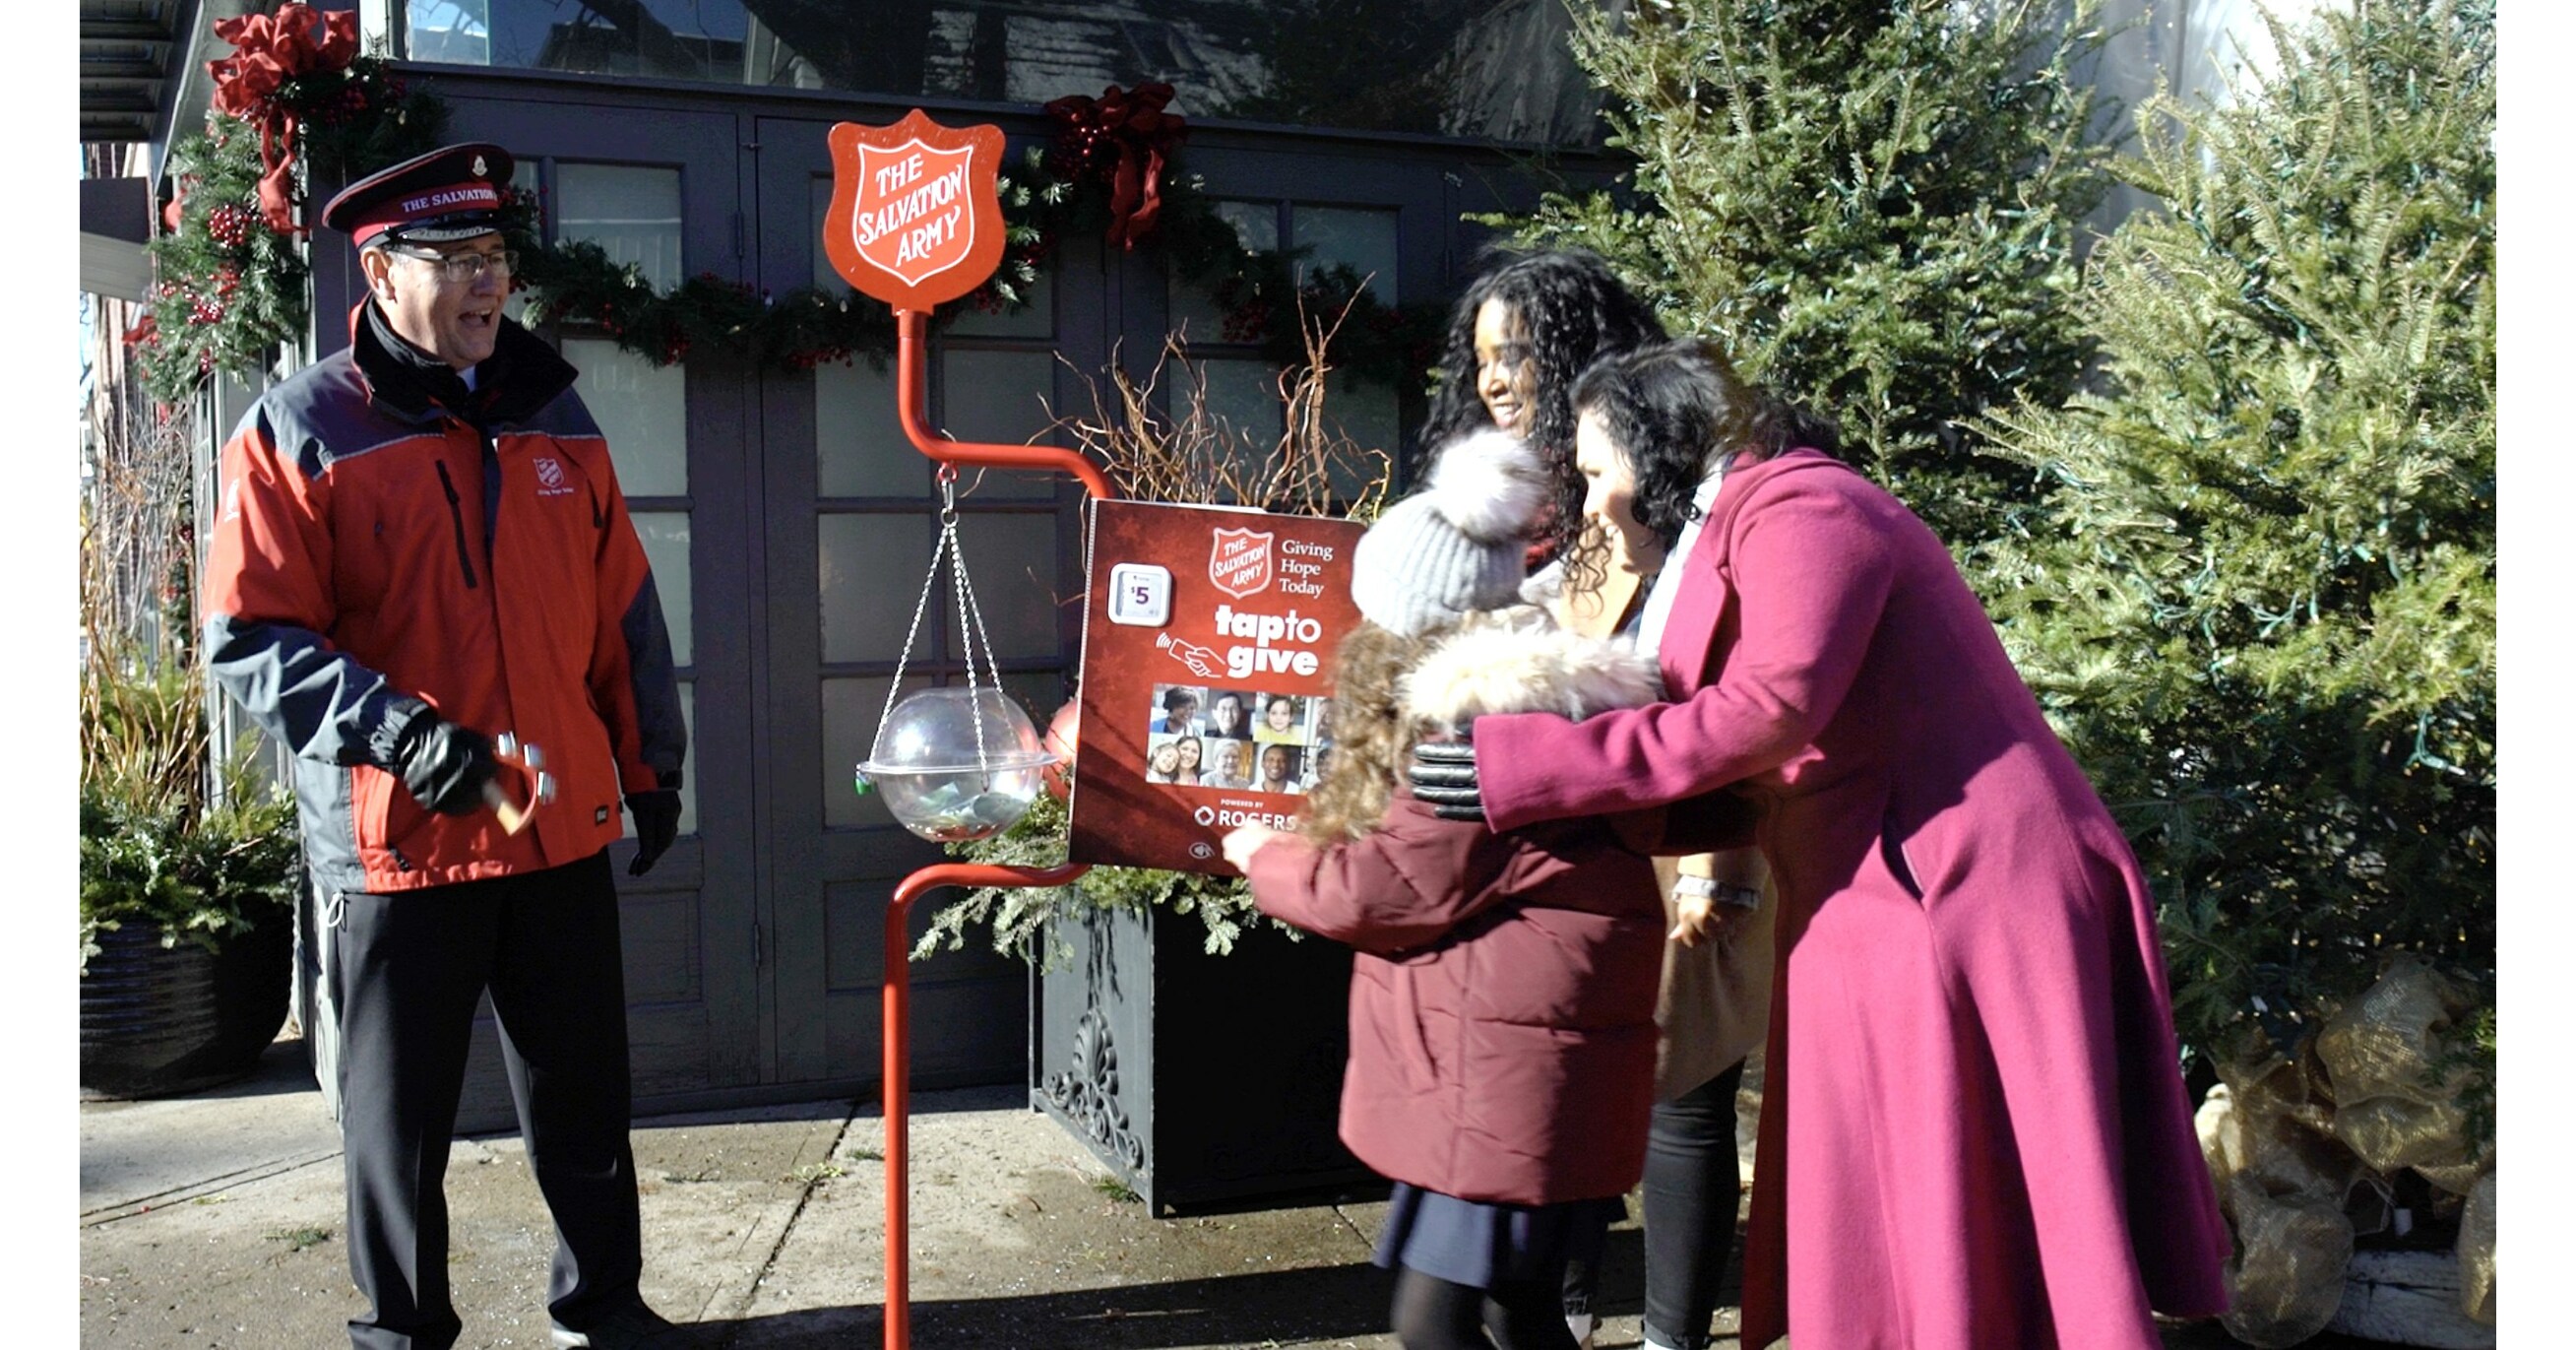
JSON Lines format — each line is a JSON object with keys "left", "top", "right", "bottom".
{"left": 823, "top": 110, "right": 1007, "bottom": 311}
{"left": 1208, "top": 527, "right": 1275, "bottom": 599}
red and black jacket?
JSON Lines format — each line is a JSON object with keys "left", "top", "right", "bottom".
{"left": 203, "top": 305, "right": 685, "bottom": 895}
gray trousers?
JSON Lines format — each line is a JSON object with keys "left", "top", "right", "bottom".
{"left": 326, "top": 849, "right": 641, "bottom": 1350}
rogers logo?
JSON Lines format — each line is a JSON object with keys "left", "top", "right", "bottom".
{"left": 1192, "top": 805, "right": 1218, "bottom": 826}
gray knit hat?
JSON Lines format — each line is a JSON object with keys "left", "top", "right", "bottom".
{"left": 1350, "top": 428, "right": 1550, "bottom": 636}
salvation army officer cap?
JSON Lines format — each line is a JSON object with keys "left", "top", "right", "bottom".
{"left": 321, "top": 142, "right": 515, "bottom": 248}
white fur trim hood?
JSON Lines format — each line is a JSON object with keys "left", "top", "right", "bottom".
{"left": 1399, "top": 605, "right": 1666, "bottom": 730}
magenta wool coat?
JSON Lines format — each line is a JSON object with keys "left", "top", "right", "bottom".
{"left": 1475, "top": 450, "right": 2230, "bottom": 1349}
{"left": 1246, "top": 795, "right": 1667, "bottom": 1207}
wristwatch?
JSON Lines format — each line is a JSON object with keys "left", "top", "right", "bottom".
{"left": 1672, "top": 874, "right": 1763, "bottom": 910}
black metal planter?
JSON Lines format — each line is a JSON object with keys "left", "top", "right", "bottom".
{"left": 1031, "top": 899, "right": 1385, "bottom": 1214}
{"left": 81, "top": 918, "right": 294, "bottom": 1100}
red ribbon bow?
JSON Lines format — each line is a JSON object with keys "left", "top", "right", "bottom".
{"left": 205, "top": 2, "right": 359, "bottom": 235}
{"left": 1042, "top": 82, "right": 1188, "bottom": 251}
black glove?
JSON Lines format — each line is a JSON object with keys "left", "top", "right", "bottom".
{"left": 626, "top": 789, "right": 681, "bottom": 876}
{"left": 392, "top": 710, "right": 499, "bottom": 816}
{"left": 1409, "top": 739, "right": 1486, "bottom": 823}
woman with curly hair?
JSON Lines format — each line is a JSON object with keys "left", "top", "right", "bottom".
{"left": 1417, "top": 246, "right": 1666, "bottom": 597}
{"left": 1427, "top": 247, "right": 1769, "bottom": 1350}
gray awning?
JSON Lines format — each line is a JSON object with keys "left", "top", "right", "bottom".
{"left": 80, "top": 0, "right": 189, "bottom": 144}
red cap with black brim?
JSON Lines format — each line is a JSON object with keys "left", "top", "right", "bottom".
{"left": 321, "top": 142, "right": 516, "bottom": 248}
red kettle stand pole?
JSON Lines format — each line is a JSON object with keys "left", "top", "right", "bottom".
{"left": 880, "top": 306, "right": 1104, "bottom": 1349}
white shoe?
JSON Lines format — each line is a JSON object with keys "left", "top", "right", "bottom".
{"left": 1565, "top": 1311, "right": 1595, "bottom": 1348}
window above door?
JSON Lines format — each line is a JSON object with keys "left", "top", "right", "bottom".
{"left": 376, "top": 0, "right": 1609, "bottom": 146}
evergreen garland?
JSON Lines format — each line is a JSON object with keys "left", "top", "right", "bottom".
{"left": 505, "top": 143, "right": 1444, "bottom": 388}
{"left": 1981, "top": 0, "right": 2495, "bottom": 1099}
{"left": 918, "top": 795, "right": 1287, "bottom": 969}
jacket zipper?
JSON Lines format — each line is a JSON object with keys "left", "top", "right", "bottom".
{"left": 434, "top": 460, "right": 480, "bottom": 590}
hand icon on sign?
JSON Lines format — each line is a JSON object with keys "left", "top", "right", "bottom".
{"left": 1158, "top": 633, "right": 1224, "bottom": 679}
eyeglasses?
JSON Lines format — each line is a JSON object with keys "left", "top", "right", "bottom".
{"left": 386, "top": 247, "right": 518, "bottom": 283}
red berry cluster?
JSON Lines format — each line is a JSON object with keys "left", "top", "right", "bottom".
{"left": 785, "top": 346, "right": 853, "bottom": 372}
{"left": 1222, "top": 302, "right": 1272, "bottom": 345}
{"left": 188, "top": 295, "right": 228, "bottom": 326}
{"left": 308, "top": 82, "right": 370, "bottom": 126}
{"left": 207, "top": 204, "right": 255, "bottom": 247}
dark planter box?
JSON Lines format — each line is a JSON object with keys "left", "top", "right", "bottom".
{"left": 82, "top": 917, "right": 294, "bottom": 1100}
{"left": 1031, "top": 899, "right": 1384, "bottom": 1214}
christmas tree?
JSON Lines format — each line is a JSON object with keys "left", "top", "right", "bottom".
{"left": 1499, "top": 0, "right": 2112, "bottom": 547}
{"left": 1983, "top": 0, "right": 2495, "bottom": 1099}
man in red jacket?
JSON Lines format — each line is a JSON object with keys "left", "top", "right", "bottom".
{"left": 201, "top": 143, "right": 693, "bottom": 1350}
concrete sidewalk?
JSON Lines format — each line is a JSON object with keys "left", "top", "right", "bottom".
{"left": 81, "top": 1034, "right": 2302, "bottom": 1349}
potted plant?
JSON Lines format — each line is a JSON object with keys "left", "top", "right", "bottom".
{"left": 919, "top": 309, "right": 1401, "bottom": 1212}
{"left": 79, "top": 363, "right": 302, "bottom": 1100}
{"left": 80, "top": 626, "right": 303, "bottom": 1100}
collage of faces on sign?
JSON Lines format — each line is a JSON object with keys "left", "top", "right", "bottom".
{"left": 1144, "top": 683, "right": 1338, "bottom": 797}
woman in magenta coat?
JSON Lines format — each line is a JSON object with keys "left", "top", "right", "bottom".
{"left": 1412, "top": 343, "right": 2230, "bottom": 1349}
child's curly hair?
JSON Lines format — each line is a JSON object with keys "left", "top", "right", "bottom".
{"left": 1299, "top": 619, "right": 1442, "bottom": 844}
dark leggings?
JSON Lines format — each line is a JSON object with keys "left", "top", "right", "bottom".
{"left": 1393, "top": 1266, "right": 1580, "bottom": 1350}
{"left": 1560, "top": 1061, "right": 1746, "bottom": 1350}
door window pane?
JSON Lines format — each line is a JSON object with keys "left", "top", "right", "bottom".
{"left": 557, "top": 163, "right": 684, "bottom": 293}
{"left": 632, "top": 511, "right": 693, "bottom": 669}
{"left": 1197, "top": 358, "right": 1284, "bottom": 493}
{"left": 408, "top": 0, "right": 490, "bottom": 65}
{"left": 816, "top": 357, "right": 918, "bottom": 498}
{"left": 1327, "top": 372, "right": 1404, "bottom": 475}
{"left": 824, "top": 674, "right": 927, "bottom": 830}
{"left": 1168, "top": 200, "right": 1278, "bottom": 341}
{"left": 947, "top": 267, "right": 1053, "bottom": 340}
{"left": 563, "top": 338, "right": 688, "bottom": 497}
{"left": 940, "top": 349, "right": 1060, "bottom": 500}
{"left": 810, "top": 174, "right": 854, "bottom": 293}
{"left": 1292, "top": 206, "right": 1400, "bottom": 302}
{"left": 819, "top": 513, "right": 934, "bottom": 664}
{"left": 952, "top": 513, "right": 1062, "bottom": 662}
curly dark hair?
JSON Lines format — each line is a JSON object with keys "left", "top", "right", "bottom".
{"left": 1570, "top": 340, "right": 1845, "bottom": 552}
{"left": 1418, "top": 246, "right": 1668, "bottom": 590}
{"left": 1300, "top": 620, "right": 1438, "bottom": 844}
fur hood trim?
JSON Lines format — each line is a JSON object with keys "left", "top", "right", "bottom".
{"left": 1400, "top": 605, "right": 1666, "bottom": 730}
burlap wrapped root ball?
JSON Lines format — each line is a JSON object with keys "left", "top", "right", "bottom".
{"left": 2199, "top": 1063, "right": 2362, "bottom": 1348}
{"left": 2196, "top": 956, "right": 2495, "bottom": 1344}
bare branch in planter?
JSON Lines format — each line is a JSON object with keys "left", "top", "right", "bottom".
{"left": 1041, "top": 288, "right": 1395, "bottom": 523}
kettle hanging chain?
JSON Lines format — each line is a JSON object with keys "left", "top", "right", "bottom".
{"left": 875, "top": 466, "right": 1010, "bottom": 786}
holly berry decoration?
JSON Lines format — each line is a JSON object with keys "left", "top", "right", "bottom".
{"left": 206, "top": 204, "right": 257, "bottom": 247}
